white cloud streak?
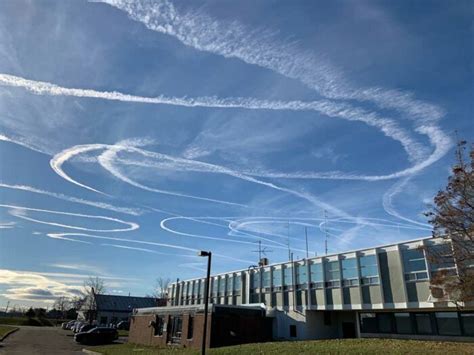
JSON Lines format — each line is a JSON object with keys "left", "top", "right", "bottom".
{"left": 1, "top": 204, "right": 139, "bottom": 232}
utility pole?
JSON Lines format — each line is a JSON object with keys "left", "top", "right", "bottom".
{"left": 4, "top": 301, "right": 10, "bottom": 315}
{"left": 305, "top": 227, "right": 309, "bottom": 259}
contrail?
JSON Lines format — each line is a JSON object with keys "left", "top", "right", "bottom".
{"left": 0, "top": 182, "right": 144, "bottom": 216}
{"left": 1, "top": 204, "right": 139, "bottom": 232}
{"left": 0, "top": 73, "right": 431, "bottom": 166}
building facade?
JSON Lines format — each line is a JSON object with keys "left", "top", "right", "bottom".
{"left": 167, "top": 237, "right": 474, "bottom": 341}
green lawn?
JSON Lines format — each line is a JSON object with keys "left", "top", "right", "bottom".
{"left": 0, "top": 325, "right": 18, "bottom": 339}
{"left": 117, "top": 330, "right": 129, "bottom": 337}
{"left": 88, "top": 339, "right": 474, "bottom": 354}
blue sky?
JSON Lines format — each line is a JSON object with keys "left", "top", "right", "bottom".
{"left": 0, "top": 0, "right": 472, "bottom": 308}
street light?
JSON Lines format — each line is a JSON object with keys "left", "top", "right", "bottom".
{"left": 198, "top": 250, "right": 212, "bottom": 355}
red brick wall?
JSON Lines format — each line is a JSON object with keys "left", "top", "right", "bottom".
{"left": 129, "top": 312, "right": 212, "bottom": 349}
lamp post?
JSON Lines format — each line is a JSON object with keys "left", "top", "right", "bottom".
{"left": 198, "top": 250, "right": 212, "bottom": 355}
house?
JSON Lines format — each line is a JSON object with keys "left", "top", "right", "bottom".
{"left": 157, "top": 236, "right": 473, "bottom": 346}
{"left": 129, "top": 304, "right": 272, "bottom": 348}
{"left": 78, "top": 294, "right": 165, "bottom": 325}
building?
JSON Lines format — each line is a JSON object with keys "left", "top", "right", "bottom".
{"left": 78, "top": 294, "right": 164, "bottom": 325}
{"left": 129, "top": 304, "right": 272, "bottom": 348}
{"left": 164, "top": 236, "right": 473, "bottom": 343}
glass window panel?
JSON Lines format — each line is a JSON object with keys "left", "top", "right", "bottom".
{"left": 219, "top": 278, "right": 225, "bottom": 292}
{"left": 251, "top": 271, "right": 260, "bottom": 289}
{"left": 226, "top": 276, "right": 233, "bottom": 291}
{"left": 272, "top": 268, "right": 282, "bottom": 287}
{"left": 199, "top": 280, "right": 205, "bottom": 296}
{"left": 283, "top": 266, "right": 292, "bottom": 286}
{"left": 359, "top": 255, "right": 377, "bottom": 267}
{"left": 193, "top": 282, "right": 199, "bottom": 296}
{"left": 296, "top": 264, "right": 307, "bottom": 284}
{"left": 234, "top": 276, "right": 241, "bottom": 291}
{"left": 212, "top": 279, "right": 218, "bottom": 295}
{"left": 378, "top": 313, "right": 393, "bottom": 333}
{"left": 310, "top": 263, "right": 323, "bottom": 282}
{"left": 415, "top": 313, "right": 433, "bottom": 334}
{"left": 460, "top": 313, "right": 474, "bottom": 336}
{"left": 342, "top": 258, "right": 358, "bottom": 280}
{"left": 359, "top": 255, "right": 378, "bottom": 278}
{"left": 436, "top": 312, "right": 461, "bottom": 336}
{"left": 428, "top": 244, "right": 455, "bottom": 270}
{"left": 394, "top": 313, "right": 413, "bottom": 334}
{"left": 262, "top": 270, "right": 270, "bottom": 288}
{"left": 360, "top": 313, "right": 378, "bottom": 333}
{"left": 325, "top": 261, "right": 340, "bottom": 281}
{"left": 403, "top": 249, "right": 427, "bottom": 273}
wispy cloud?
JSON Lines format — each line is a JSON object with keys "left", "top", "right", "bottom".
{"left": 1, "top": 203, "right": 139, "bottom": 232}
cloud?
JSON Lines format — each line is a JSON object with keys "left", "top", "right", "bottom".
{"left": 1, "top": 203, "right": 139, "bottom": 232}
{"left": 0, "top": 182, "right": 145, "bottom": 216}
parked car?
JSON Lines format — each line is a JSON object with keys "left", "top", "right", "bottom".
{"left": 73, "top": 321, "right": 85, "bottom": 333}
{"left": 79, "top": 324, "right": 96, "bottom": 333}
{"left": 115, "top": 321, "right": 130, "bottom": 330}
{"left": 74, "top": 327, "right": 118, "bottom": 345}
{"left": 65, "top": 320, "right": 76, "bottom": 330}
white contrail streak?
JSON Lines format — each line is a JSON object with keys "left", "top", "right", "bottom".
{"left": 45, "top": 232, "right": 254, "bottom": 264}
{"left": 1, "top": 204, "right": 139, "bottom": 232}
{"left": 0, "top": 73, "right": 431, "bottom": 166}
{"left": 0, "top": 182, "right": 144, "bottom": 216}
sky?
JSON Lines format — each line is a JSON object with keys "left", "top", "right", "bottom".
{"left": 0, "top": 0, "right": 472, "bottom": 308}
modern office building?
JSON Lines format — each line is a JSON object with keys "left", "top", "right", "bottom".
{"left": 166, "top": 236, "right": 474, "bottom": 342}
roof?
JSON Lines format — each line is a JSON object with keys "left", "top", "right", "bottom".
{"left": 94, "top": 294, "right": 159, "bottom": 312}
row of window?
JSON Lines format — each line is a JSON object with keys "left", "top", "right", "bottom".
{"left": 170, "top": 243, "right": 456, "bottom": 300}
{"left": 360, "top": 312, "right": 474, "bottom": 337}
{"left": 250, "top": 254, "right": 380, "bottom": 290}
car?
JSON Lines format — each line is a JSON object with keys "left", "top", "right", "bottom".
{"left": 74, "top": 327, "right": 118, "bottom": 345}
{"left": 79, "top": 324, "right": 96, "bottom": 333}
{"left": 65, "top": 320, "right": 76, "bottom": 330}
{"left": 73, "top": 321, "right": 85, "bottom": 333}
{"left": 115, "top": 321, "right": 130, "bottom": 330}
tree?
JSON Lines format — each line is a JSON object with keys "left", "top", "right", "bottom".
{"left": 53, "top": 296, "right": 71, "bottom": 318}
{"left": 25, "top": 307, "right": 35, "bottom": 319}
{"left": 82, "top": 276, "right": 106, "bottom": 324}
{"left": 149, "top": 277, "right": 171, "bottom": 299}
{"left": 424, "top": 140, "right": 474, "bottom": 306}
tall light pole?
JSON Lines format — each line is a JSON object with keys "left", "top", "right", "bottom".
{"left": 198, "top": 251, "right": 212, "bottom": 355}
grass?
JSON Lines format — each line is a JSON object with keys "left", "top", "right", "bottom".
{"left": 88, "top": 339, "right": 474, "bottom": 354}
{"left": 117, "top": 330, "right": 129, "bottom": 337}
{"left": 0, "top": 316, "right": 54, "bottom": 327}
{"left": 0, "top": 325, "right": 18, "bottom": 339}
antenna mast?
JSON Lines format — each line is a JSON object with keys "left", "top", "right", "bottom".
{"left": 305, "top": 227, "right": 309, "bottom": 259}
{"left": 324, "top": 210, "right": 329, "bottom": 255}
{"left": 287, "top": 220, "right": 291, "bottom": 260}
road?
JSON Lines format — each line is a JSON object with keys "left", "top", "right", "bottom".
{"left": 0, "top": 326, "right": 84, "bottom": 354}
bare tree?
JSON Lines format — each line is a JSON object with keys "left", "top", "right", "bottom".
{"left": 84, "top": 276, "right": 106, "bottom": 296}
{"left": 149, "top": 277, "right": 171, "bottom": 299}
{"left": 53, "top": 296, "right": 71, "bottom": 317}
{"left": 424, "top": 140, "right": 474, "bottom": 306}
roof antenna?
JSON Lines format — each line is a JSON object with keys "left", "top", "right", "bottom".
{"left": 252, "top": 240, "right": 272, "bottom": 266}
{"left": 324, "top": 210, "right": 329, "bottom": 255}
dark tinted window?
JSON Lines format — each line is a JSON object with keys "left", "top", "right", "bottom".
{"left": 414, "top": 313, "right": 433, "bottom": 334}
{"left": 378, "top": 313, "right": 393, "bottom": 333}
{"left": 187, "top": 315, "right": 194, "bottom": 339}
{"left": 460, "top": 313, "right": 474, "bottom": 336}
{"left": 436, "top": 312, "right": 461, "bottom": 336}
{"left": 394, "top": 313, "right": 413, "bottom": 334}
{"left": 290, "top": 325, "right": 297, "bottom": 338}
{"left": 360, "top": 313, "right": 377, "bottom": 333}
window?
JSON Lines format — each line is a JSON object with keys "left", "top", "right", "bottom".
{"left": 428, "top": 244, "right": 456, "bottom": 270}
{"left": 324, "top": 311, "right": 332, "bottom": 326}
{"left": 325, "top": 260, "right": 340, "bottom": 288}
{"left": 378, "top": 313, "right": 393, "bottom": 333}
{"left": 272, "top": 268, "right": 282, "bottom": 289}
{"left": 193, "top": 281, "right": 199, "bottom": 298}
{"left": 296, "top": 264, "right": 307, "bottom": 285}
{"left": 435, "top": 312, "right": 461, "bottom": 336}
{"left": 414, "top": 313, "right": 433, "bottom": 334}
{"left": 394, "top": 313, "right": 413, "bottom": 334}
{"left": 218, "top": 277, "right": 225, "bottom": 295}
{"left": 403, "top": 249, "right": 428, "bottom": 281}
{"left": 460, "top": 313, "right": 474, "bottom": 336}
{"left": 234, "top": 275, "right": 241, "bottom": 293}
{"left": 262, "top": 269, "right": 271, "bottom": 289}
{"left": 211, "top": 278, "right": 218, "bottom": 296}
{"left": 226, "top": 276, "right": 233, "bottom": 294}
{"left": 360, "top": 313, "right": 377, "bottom": 333}
{"left": 187, "top": 315, "right": 194, "bottom": 339}
{"left": 310, "top": 262, "right": 324, "bottom": 288}
{"left": 283, "top": 266, "right": 293, "bottom": 287}
{"left": 199, "top": 279, "right": 205, "bottom": 298}
{"left": 251, "top": 270, "right": 260, "bottom": 289}
{"left": 342, "top": 258, "right": 359, "bottom": 287}
{"left": 359, "top": 254, "right": 379, "bottom": 285}
{"left": 289, "top": 325, "right": 297, "bottom": 338}
{"left": 154, "top": 316, "right": 164, "bottom": 336}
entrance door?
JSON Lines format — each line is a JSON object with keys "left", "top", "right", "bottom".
{"left": 167, "top": 316, "right": 183, "bottom": 344}
{"left": 342, "top": 322, "right": 356, "bottom": 338}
